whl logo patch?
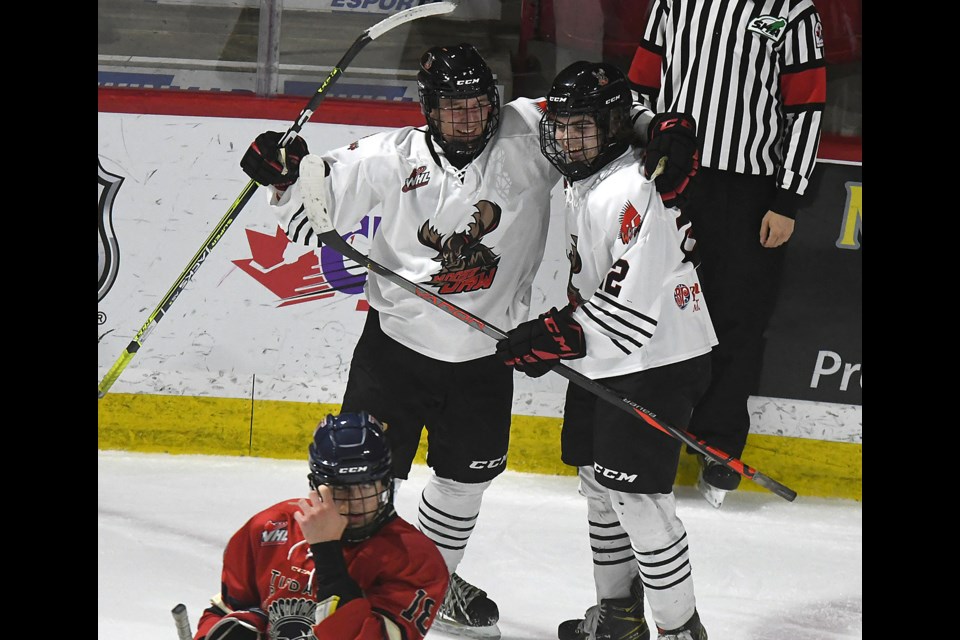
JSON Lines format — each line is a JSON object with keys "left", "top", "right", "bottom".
{"left": 402, "top": 165, "right": 431, "bottom": 192}
{"left": 261, "top": 520, "right": 289, "bottom": 546}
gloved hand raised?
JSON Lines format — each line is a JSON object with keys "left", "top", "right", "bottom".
{"left": 240, "top": 131, "right": 309, "bottom": 191}
{"left": 206, "top": 608, "right": 267, "bottom": 640}
{"left": 495, "top": 306, "right": 585, "bottom": 378}
{"left": 644, "top": 112, "right": 699, "bottom": 208}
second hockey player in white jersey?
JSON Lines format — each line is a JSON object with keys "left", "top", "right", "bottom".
{"left": 496, "top": 62, "right": 716, "bottom": 640}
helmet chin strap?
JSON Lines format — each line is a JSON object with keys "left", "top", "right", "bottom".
{"left": 441, "top": 139, "right": 483, "bottom": 168}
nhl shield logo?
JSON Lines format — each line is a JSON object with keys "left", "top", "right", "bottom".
{"left": 98, "top": 159, "right": 124, "bottom": 302}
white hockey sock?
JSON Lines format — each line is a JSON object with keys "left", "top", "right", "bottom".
{"left": 578, "top": 467, "right": 638, "bottom": 602}
{"left": 610, "top": 489, "right": 696, "bottom": 630}
{"left": 418, "top": 475, "right": 491, "bottom": 574}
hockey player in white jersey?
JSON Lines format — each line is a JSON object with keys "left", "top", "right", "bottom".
{"left": 495, "top": 62, "right": 717, "bottom": 640}
{"left": 239, "top": 44, "right": 558, "bottom": 639}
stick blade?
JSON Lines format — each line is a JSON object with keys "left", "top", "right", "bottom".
{"left": 300, "top": 155, "right": 334, "bottom": 234}
{"left": 753, "top": 472, "right": 798, "bottom": 502}
{"left": 366, "top": 2, "right": 458, "bottom": 40}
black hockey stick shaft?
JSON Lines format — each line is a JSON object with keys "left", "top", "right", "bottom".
{"left": 172, "top": 603, "right": 192, "bottom": 640}
{"left": 97, "top": 2, "right": 458, "bottom": 399}
{"left": 317, "top": 229, "right": 797, "bottom": 502}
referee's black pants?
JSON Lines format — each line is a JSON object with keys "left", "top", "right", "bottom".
{"left": 683, "top": 167, "right": 787, "bottom": 459}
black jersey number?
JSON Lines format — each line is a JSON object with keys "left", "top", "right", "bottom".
{"left": 603, "top": 260, "right": 629, "bottom": 296}
{"left": 400, "top": 589, "right": 437, "bottom": 636}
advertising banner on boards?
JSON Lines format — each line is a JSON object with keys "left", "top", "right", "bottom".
{"left": 758, "top": 160, "right": 862, "bottom": 406}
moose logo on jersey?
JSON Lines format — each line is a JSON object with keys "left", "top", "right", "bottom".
{"left": 418, "top": 200, "right": 501, "bottom": 294}
{"left": 402, "top": 165, "right": 431, "bottom": 192}
{"left": 619, "top": 200, "right": 643, "bottom": 244}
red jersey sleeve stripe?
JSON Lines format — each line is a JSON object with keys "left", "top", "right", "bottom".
{"left": 628, "top": 45, "right": 662, "bottom": 91}
{"left": 781, "top": 66, "right": 827, "bottom": 107}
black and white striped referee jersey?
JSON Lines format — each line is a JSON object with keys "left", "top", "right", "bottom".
{"left": 629, "top": 0, "right": 826, "bottom": 200}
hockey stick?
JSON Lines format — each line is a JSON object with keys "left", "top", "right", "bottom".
{"left": 172, "top": 603, "right": 192, "bottom": 640}
{"left": 97, "top": 1, "right": 459, "bottom": 400}
{"left": 313, "top": 226, "right": 797, "bottom": 502}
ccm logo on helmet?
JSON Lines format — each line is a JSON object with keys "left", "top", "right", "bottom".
{"left": 549, "top": 96, "right": 568, "bottom": 102}
{"left": 339, "top": 466, "right": 369, "bottom": 474}
{"left": 456, "top": 78, "right": 480, "bottom": 85}
{"left": 594, "top": 462, "right": 638, "bottom": 483}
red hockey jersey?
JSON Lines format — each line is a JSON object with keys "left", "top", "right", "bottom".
{"left": 194, "top": 499, "right": 449, "bottom": 640}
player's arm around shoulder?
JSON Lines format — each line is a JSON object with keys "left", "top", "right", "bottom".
{"left": 588, "top": 159, "right": 662, "bottom": 227}
{"left": 497, "top": 96, "right": 547, "bottom": 138}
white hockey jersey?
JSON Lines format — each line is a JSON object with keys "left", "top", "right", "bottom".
{"left": 270, "top": 98, "right": 560, "bottom": 362}
{"left": 563, "top": 150, "right": 718, "bottom": 380}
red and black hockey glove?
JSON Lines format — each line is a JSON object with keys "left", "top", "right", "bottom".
{"left": 495, "top": 306, "right": 585, "bottom": 378}
{"left": 644, "top": 112, "right": 699, "bottom": 208}
{"left": 206, "top": 608, "right": 267, "bottom": 640}
{"left": 240, "top": 131, "right": 309, "bottom": 191}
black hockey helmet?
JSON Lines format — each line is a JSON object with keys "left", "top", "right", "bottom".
{"left": 418, "top": 43, "right": 501, "bottom": 164}
{"left": 539, "top": 61, "right": 634, "bottom": 181}
{"left": 308, "top": 411, "right": 395, "bottom": 542}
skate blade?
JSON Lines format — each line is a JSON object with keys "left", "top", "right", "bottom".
{"left": 430, "top": 618, "right": 502, "bottom": 639}
{"left": 696, "top": 474, "right": 728, "bottom": 509}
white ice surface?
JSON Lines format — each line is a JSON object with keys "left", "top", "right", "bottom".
{"left": 98, "top": 451, "right": 862, "bottom": 640}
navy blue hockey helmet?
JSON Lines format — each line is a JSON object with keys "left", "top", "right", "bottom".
{"left": 540, "top": 61, "right": 634, "bottom": 181}
{"left": 308, "top": 411, "right": 395, "bottom": 542}
{"left": 418, "top": 43, "right": 501, "bottom": 164}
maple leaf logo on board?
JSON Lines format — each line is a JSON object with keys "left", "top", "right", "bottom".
{"left": 233, "top": 227, "right": 367, "bottom": 308}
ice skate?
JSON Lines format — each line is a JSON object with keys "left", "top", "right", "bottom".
{"left": 657, "top": 609, "right": 707, "bottom": 639}
{"left": 432, "top": 572, "right": 501, "bottom": 639}
{"left": 696, "top": 454, "right": 741, "bottom": 509}
{"left": 558, "top": 576, "right": 648, "bottom": 640}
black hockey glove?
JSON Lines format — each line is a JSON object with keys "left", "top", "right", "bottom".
{"left": 644, "top": 112, "right": 699, "bottom": 208}
{"left": 206, "top": 608, "right": 267, "bottom": 640}
{"left": 241, "top": 131, "right": 309, "bottom": 191}
{"left": 495, "top": 306, "right": 585, "bottom": 378}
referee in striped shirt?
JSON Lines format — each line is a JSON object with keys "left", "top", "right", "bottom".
{"left": 629, "top": 0, "right": 826, "bottom": 507}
